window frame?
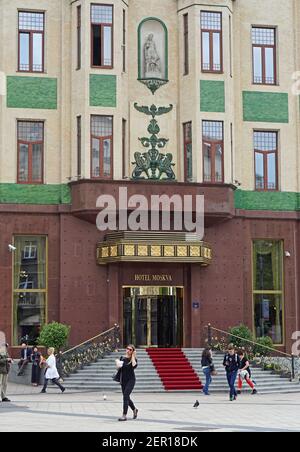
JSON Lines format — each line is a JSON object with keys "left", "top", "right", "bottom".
{"left": 17, "top": 120, "right": 44, "bottom": 185}
{"left": 201, "top": 10, "right": 223, "bottom": 74}
{"left": 18, "top": 10, "right": 45, "bottom": 73}
{"left": 90, "top": 115, "right": 113, "bottom": 180}
{"left": 91, "top": 3, "right": 114, "bottom": 69}
{"left": 183, "top": 122, "right": 192, "bottom": 182}
{"left": 76, "top": 5, "right": 82, "bottom": 70}
{"left": 202, "top": 120, "right": 224, "bottom": 184}
{"left": 252, "top": 26, "right": 277, "bottom": 86}
{"left": 183, "top": 13, "right": 189, "bottom": 75}
{"left": 254, "top": 130, "right": 279, "bottom": 192}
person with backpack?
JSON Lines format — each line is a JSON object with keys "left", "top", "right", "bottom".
{"left": 237, "top": 350, "right": 257, "bottom": 395}
{"left": 223, "top": 344, "right": 241, "bottom": 401}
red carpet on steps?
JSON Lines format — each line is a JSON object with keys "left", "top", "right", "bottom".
{"left": 146, "top": 348, "right": 203, "bottom": 391}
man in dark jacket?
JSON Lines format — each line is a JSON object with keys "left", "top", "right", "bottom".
{"left": 0, "top": 342, "right": 12, "bottom": 402}
{"left": 18, "top": 343, "right": 32, "bottom": 376}
{"left": 223, "top": 344, "right": 241, "bottom": 401}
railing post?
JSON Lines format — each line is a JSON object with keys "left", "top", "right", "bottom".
{"left": 291, "top": 355, "right": 295, "bottom": 381}
{"left": 207, "top": 323, "right": 212, "bottom": 348}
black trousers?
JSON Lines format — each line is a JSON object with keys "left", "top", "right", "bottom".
{"left": 31, "top": 364, "right": 41, "bottom": 384}
{"left": 42, "top": 378, "right": 65, "bottom": 392}
{"left": 121, "top": 379, "right": 136, "bottom": 415}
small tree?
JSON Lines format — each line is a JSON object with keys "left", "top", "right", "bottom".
{"left": 38, "top": 322, "right": 71, "bottom": 352}
{"left": 229, "top": 324, "right": 254, "bottom": 349}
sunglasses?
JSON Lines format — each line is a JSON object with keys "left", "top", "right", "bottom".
{"left": 126, "top": 348, "right": 133, "bottom": 352}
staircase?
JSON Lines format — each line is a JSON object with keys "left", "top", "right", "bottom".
{"left": 63, "top": 349, "right": 300, "bottom": 394}
{"left": 147, "top": 348, "right": 203, "bottom": 391}
{"left": 64, "top": 349, "right": 164, "bottom": 392}
{"left": 184, "top": 349, "right": 300, "bottom": 394}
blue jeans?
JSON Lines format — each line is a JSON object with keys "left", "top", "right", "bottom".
{"left": 203, "top": 367, "right": 212, "bottom": 394}
{"left": 226, "top": 371, "right": 238, "bottom": 398}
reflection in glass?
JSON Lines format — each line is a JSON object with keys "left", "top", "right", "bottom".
{"left": 20, "top": 33, "right": 30, "bottom": 71}
{"left": 32, "top": 33, "right": 43, "bottom": 72}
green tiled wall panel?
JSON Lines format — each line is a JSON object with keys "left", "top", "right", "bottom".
{"left": 0, "top": 184, "right": 71, "bottom": 205}
{"left": 90, "top": 74, "right": 117, "bottom": 107}
{"left": 235, "top": 190, "right": 300, "bottom": 211}
{"left": 7, "top": 76, "right": 57, "bottom": 109}
{"left": 243, "top": 91, "right": 289, "bottom": 123}
{"left": 200, "top": 80, "right": 225, "bottom": 112}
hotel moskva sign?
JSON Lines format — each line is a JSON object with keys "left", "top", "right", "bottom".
{"left": 97, "top": 232, "right": 212, "bottom": 266}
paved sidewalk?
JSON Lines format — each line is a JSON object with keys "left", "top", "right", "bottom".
{"left": 0, "top": 384, "right": 300, "bottom": 432}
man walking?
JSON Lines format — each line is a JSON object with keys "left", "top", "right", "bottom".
{"left": 223, "top": 344, "right": 241, "bottom": 401}
{"left": 0, "top": 342, "right": 12, "bottom": 402}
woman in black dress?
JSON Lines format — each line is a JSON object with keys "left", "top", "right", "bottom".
{"left": 31, "top": 347, "right": 42, "bottom": 386}
{"left": 117, "top": 344, "right": 138, "bottom": 422}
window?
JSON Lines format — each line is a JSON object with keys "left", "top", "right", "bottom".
{"left": 183, "top": 122, "right": 192, "bottom": 181}
{"left": 203, "top": 121, "right": 224, "bottom": 183}
{"left": 77, "top": 116, "right": 82, "bottom": 177}
{"left": 122, "top": 119, "right": 127, "bottom": 179}
{"left": 254, "top": 131, "right": 278, "bottom": 191}
{"left": 18, "top": 11, "right": 44, "bottom": 72}
{"left": 122, "top": 9, "right": 126, "bottom": 72}
{"left": 252, "top": 27, "right": 276, "bottom": 85}
{"left": 91, "top": 4, "right": 113, "bottom": 68}
{"left": 13, "top": 236, "right": 47, "bottom": 345}
{"left": 91, "top": 116, "right": 113, "bottom": 179}
{"left": 253, "top": 240, "right": 284, "bottom": 344}
{"left": 17, "top": 121, "right": 44, "bottom": 184}
{"left": 183, "top": 14, "right": 189, "bottom": 75}
{"left": 77, "top": 6, "right": 81, "bottom": 70}
{"left": 201, "top": 11, "right": 222, "bottom": 72}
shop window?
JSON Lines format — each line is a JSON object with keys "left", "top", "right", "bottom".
{"left": 13, "top": 236, "right": 47, "bottom": 345}
{"left": 253, "top": 240, "right": 284, "bottom": 344}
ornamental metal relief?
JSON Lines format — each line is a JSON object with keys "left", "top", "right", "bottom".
{"left": 131, "top": 103, "right": 176, "bottom": 181}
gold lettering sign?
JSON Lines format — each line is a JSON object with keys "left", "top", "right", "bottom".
{"left": 134, "top": 274, "right": 173, "bottom": 282}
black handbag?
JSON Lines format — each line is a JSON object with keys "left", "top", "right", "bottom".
{"left": 112, "top": 368, "right": 121, "bottom": 383}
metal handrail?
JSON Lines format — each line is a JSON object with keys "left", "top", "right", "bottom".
{"left": 205, "top": 324, "right": 299, "bottom": 381}
{"left": 57, "top": 324, "right": 121, "bottom": 378}
{"left": 206, "top": 324, "right": 293, "bottom": 358}
{"left": 61, "top": 326, "right": 118, "bottom": 356}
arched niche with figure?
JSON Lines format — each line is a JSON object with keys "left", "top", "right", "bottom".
{"left": 138, "top": 18, "right": 168, "bottom": 94}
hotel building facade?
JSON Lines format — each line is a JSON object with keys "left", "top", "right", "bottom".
{"left": 0, "top": 0, "right": 299, "bottom": 352}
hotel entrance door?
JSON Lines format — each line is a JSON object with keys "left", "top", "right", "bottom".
{"left": 123, "top": 287, "right": 183, "bottom": 348}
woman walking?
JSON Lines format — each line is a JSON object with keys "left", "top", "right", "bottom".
{"left": 117, "top": 344, "right": 138, "bottom": 422}
{"left": 237, "top": 350, "right": 257, "bottom": 395}
{"left": 31, "top": 347, "right": 42, "bottom": 387}
{"left": 41, "top": 348, "right": 65, "bottom": 394}
{"left": 194, "top": 347, "right": 214, "bottom": 407}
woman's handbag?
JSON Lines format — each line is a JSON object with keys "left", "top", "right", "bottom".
{"left": 112, "top": 368, "right": 121, "bottom": 383}
{"left": 210, "top": 364, "right": 218, "bottom": 376}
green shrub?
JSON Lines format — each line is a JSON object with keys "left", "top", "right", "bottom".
{"left": 228, "top": 325, "right": 254, "bottom": 349}
{"left": 253, "top": 336, "right": 274, "bottom": 356}
{"left": 37, "top": 322, "right": 71, "bottom": 352}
